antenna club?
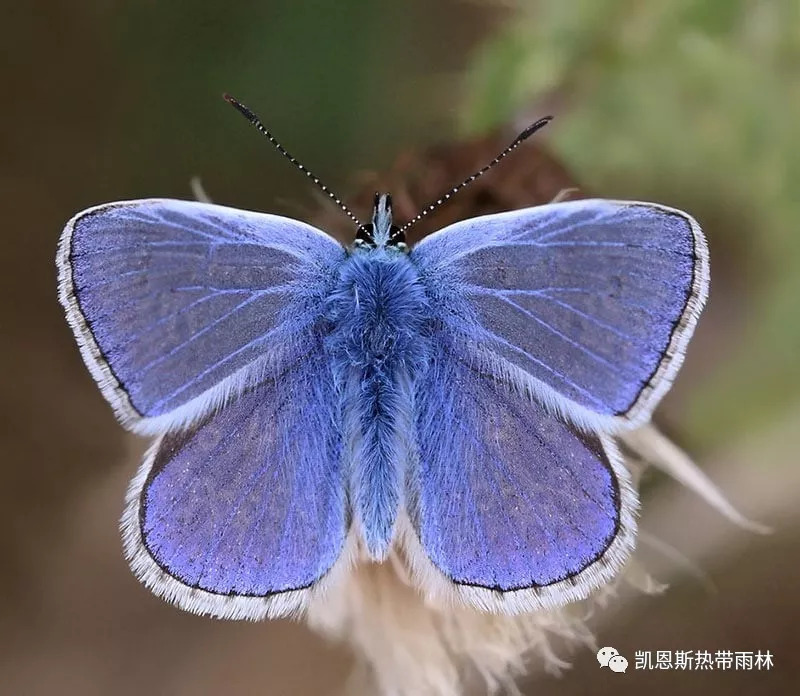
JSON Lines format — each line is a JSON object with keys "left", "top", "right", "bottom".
{"left": 517, "top": 116, "right": 554, "bottom": 142}
{"left": 222, "top": 93, "right": 243, "bottom": 109}
{"left": 223, "top": 93, "right": 260, "bottom": 125}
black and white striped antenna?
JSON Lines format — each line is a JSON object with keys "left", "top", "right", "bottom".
{"left": 224, "top": 93, "right": 362, "bottom": 227}
{"left": 393, "top": 116, "right": 553, "bottom": 238}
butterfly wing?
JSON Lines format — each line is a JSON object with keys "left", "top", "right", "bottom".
{"left": 57, "top": 199, "right": 345, "bottom": 434}
{"left": 403, "top": 337, "right": 636, "bottom": 612}
{"left": 410, "top": 199, "right": 708, "bottom": 429}
{"left": 122, "top": 344, "right": 349, "bottom": 619}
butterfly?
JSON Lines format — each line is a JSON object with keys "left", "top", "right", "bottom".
{"left": 57, "top": 95, "right": 709, "bottom": 620}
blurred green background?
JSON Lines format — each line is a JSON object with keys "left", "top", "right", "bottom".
{"left": 2, "top": 1, "right": 798, "bottom": 694}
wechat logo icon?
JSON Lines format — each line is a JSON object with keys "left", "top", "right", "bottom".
{"left": 597, "top": 647, "right": 628, "bottom": 673}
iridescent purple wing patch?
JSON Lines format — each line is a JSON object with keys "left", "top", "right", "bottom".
{"left": 58, "top": 199, "right": 344, "bottom": 434}
{"left": 122, "top": 347, "right": 347, "bottom": 620}
{"left": 404, "top": 336, "right": 636, "bottom": 612}
{"left": 410, "top": 199, "right": 708, "bottom": 431}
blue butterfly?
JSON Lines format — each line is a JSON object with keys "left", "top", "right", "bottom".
{"left": 57, "top": 96, "right": 709, "bottom": 620}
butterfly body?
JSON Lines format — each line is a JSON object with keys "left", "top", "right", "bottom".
{"left": 58, "top": 187, "right": 708, "bottom": 619}
{"left": 326, "top": 241, "right": 432, "bottom": 558}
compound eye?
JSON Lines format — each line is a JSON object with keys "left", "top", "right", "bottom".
{"left": 355, "top": 223, "right": 376, "bottom": 247}
{"left": 387, "top": 224, "right": 406, "bottom": 249}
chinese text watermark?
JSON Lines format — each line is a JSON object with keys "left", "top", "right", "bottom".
{"left": 598, "top": 647, "right": 774, "bottom": 673}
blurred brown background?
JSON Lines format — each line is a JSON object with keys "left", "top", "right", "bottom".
{"left": 2, "top": 1, "right": 799, "bottom": 694}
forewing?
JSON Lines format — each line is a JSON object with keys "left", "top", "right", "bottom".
{"left": 57, "top": 199, "right": 345, "bottom": 433}
{"left": 404, "top": 340, "right": 637, "bottom": 612}
{"left": 410, "top": 199, "right": 708, "bottom": 429}
{"left": 122, "top": 351, "right": 348, "bottom": 620}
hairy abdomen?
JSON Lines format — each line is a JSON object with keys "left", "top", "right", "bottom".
{"left": 326, "top": 250, "right": 431, "bottom": 558}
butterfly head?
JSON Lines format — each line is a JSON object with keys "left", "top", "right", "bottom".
{"left": 354, "top": 193, "right": 408, "bottom": 253}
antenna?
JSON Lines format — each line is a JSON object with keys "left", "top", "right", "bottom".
{"left": 223, "top": 93, "right": 362, "bottom": 227}
{"left": 394, "top": 116, "right": 553, "bottom": 237}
